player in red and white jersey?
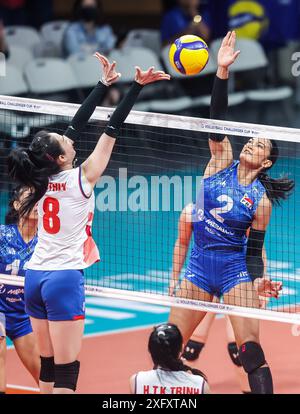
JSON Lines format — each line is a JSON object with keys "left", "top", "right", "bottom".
{"left": 28, "top": 167, "right": 99, "bottom": 270}
{"left": 130, "top": 323, "right": 209, "bottom": 394}
{"left": 8, "top": 53, "right": 170, "bottom": 394}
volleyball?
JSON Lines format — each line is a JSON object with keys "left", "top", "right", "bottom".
{"left": 169, "top": 34, "right": 209, "bottom": 76}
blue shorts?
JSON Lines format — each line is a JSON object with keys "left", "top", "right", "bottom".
{"left": 0, "top": 312, "right": 32, "bottom": 341}
{"left": 25, "top": 269, "right": 85, "bottom": 321}
{"left": 184, "top": 246, "right": 252, "bottom": 298}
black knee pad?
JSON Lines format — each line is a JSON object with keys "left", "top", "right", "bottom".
{"left": 54, "top": 360, "right": 80, "bottom": 391}
{"left": 227, "top": 342, "right": 242, "bottom": 367}
{"left": 182, "top": 340, "right": 204, "bottom": 361}
{"left": 238, "top": 342, "right": 266, "bottom": 374}
{"left": 40, "top": 356, "right": 55, "bottom": 383}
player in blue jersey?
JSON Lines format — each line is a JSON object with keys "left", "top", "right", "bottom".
{"left": 169, "top": 31, "right": 294, "bottom": 394}
{"left": 0, "top": 186, "right": 40, "bottom": 393}
{"left": 169, "top": 204, "right": 282, "bottom": 393}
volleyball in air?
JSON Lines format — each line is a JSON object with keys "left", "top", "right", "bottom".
{"left": 169, "top": 34, "right": 209, "bottom": 76}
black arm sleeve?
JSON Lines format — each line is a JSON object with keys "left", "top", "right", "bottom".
{"left": 64, "top": 81, "right": 108, "bottom": 140}
{"left": 104, "top": 81, "right": 143, "bottom": 139}
{"left": 209, "top": 76, "right": 228, "bottom": 142}
{"left": 246, "top": 228, "right": 266, "bottom": 281}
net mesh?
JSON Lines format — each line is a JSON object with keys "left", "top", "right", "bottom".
{"left": 1, "top": 95, "right": 300, "bottom": 324}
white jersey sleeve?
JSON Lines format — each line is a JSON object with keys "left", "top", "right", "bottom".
{"left": 28, "top": 166, "right": 100, "bottom": 270}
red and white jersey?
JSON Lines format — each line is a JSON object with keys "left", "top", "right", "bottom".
{"left": 28, "top": 166, "right": 100, "bottom": 271}
{"left": 135, "top": 368, "right": 205, "bottom": 394}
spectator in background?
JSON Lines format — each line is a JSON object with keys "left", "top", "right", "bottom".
{"left": 63, "top": 0, "right": 116, "bottom": 57}
{"left": 161, "top": 0, "right": 211, "bottom": 46}
{"left": 0, "top": 0, "right": 28, "bottom": 26}
{"left": 27, "top": 0, "right": 53, "bottom": 29}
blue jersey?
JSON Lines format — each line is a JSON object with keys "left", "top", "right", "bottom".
{"left": 0, "top": 224, "right": 38, "bottom": 314}
{"left": 193, "top": 161, "right": 266, "bottom": 251}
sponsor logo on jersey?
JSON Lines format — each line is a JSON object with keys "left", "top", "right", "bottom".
{"left": 0, "top": 284, "right": 6, "bottom": 294}
{"left": 240, "top": 194, "right": 253, "bottom": 209}
{"left": 205, "top": 219, "right": 234, "bottom": 236}
{"left": 186, "top": 270, "right": 195, "bottom": 279}
{"left": 238, "top": 271, "right": 249, "bottom": 279}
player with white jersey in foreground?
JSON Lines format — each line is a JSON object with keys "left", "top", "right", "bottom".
{"left": 8, "top": 52, "right": 170, "bottom": 394}
{"left": 130, "top": 323, "right": 209, "bottom": 394}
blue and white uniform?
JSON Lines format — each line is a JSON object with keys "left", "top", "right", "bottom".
{"left": 0, "top": 224, "right": 37, "bottom": 340}
{"left": 185, "top": 160, "right": 266, "bottom": 297}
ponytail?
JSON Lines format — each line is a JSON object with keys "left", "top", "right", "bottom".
{"left": 154, "top": 340, "right": 207, "bottom": 379}
{"left": 258, "top": 140, "right": 295, "bottom": 206}
{"left": 7, "top": 131, "right": 63, "bottom": 218}
{"left": 258, "top": 172, "right": 295, "bottom": 206}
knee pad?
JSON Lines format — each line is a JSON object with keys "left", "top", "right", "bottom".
{"left": 182, "top": 340, "right": 204, "bottom": 361}
{"left": 227, "top": 342, "right": 242, "bottom": 367}
{"left": 40, "top": 356, "right": 55, "bottom": 383}
{"left": 238, "top": 342, "right": 266, "bottom": 374}
{"left": 54, "top": 360, "right": 80, "bottom": 391}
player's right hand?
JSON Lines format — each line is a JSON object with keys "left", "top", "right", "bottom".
{"left": 217, "top": 31, "right": 240, "bottom": 69}
{"left": 94, "top": 52, "right": 121, "bottom": 85}
{"left": 135, "top": 66, "right": 171, "bottom": 85}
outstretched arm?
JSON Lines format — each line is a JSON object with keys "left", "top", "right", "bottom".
{"left": 205, "top": 31, "right": 240, "bottom": 178}
{"left": 82, "top": 66, "right": 170, "bottom": 187}
{"left": 64, "top": 53, "right": 120, "bottom": 140}
{"left": 169, "top": 204, "right": 193, "bottom": 296}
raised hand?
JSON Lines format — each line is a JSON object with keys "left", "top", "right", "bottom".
{"left": 94, "top": 52, "right": 121, "bottom": 85}
{"left": 218, "top": 31, "right": 240, "bottom": 69}
{"left": 135, "top": 66, "right": 171, "bottom": 85}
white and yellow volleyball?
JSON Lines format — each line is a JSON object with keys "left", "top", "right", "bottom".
{"left": 169, "top": 34, "right": 209, "bottom": 76}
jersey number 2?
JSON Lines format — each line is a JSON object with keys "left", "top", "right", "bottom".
{"left": 209, "top": 195, "right": 233, "bottom": 223}
{"left": 43, "top": 197, "right": 60, "bottom": 234}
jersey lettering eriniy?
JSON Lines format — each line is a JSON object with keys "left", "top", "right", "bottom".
{"left": 28, "top": 166, "right": 100, "bottom": 270}
{"left": 193, "top": 160, "right": 266, "bottom": 250}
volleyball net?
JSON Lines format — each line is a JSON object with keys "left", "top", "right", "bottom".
{"left": 0, "top": 95, "right": 300, "bottom": 324}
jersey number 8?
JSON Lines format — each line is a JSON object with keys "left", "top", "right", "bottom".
{"left": 43, "top": 197, "right": 61, "bottom": 234}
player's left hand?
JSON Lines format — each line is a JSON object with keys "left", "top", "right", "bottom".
{"left": 255, "top": 278, "right": 283, "bottom": 298}
{"left": 135, "top": 66, "right": 171, "bottom": 85}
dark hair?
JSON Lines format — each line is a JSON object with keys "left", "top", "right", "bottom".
{"left": 148, "top": 323, "right": 207, "bottom": 380}
{"left": 5, "top": 185, "right": 29, "bottom": 225}
{"left": 7, "top": 130, "right": 64, "bottom": 218}
{"left": 72, "top": 0, "right": 103, "bottom": 23}
{"left": 257, "top": 139, "right": 295, "bottom": 206}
